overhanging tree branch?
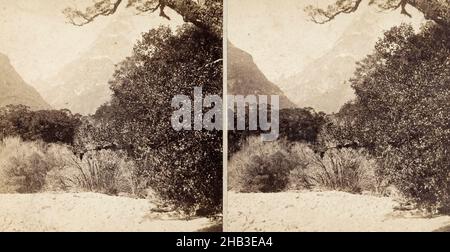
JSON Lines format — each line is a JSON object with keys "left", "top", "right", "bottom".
{"left": 305, "top": 0, "right": 363, "bottom": 24}
{"left": 63, "top": 0, "right": 222, "bottom": 38}
{"left": 64, "top": 0, "right": 124, "bottom": 27}
{"left": 305, "top": 0, "right": 450, "bottom": 28}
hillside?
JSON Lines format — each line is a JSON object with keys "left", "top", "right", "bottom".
{"left": 36, "top": 20, "right": 135, "bottom": 115}
{"left": 228, "top": 42, "right": 295, "bottom": 109}
{"left": 0, "top": 53, "right": 50, "bottom": 110}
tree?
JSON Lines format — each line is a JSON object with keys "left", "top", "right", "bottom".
{"left": 101, "top": 25, "right": 222, "bottom": 214}
{"left": 0, "top": 105, "right": 82, "bottom": 145}
{"left": 62, "top": 0, "right": 223, "bottom": 213}
{"left": 306, "top": 0, "right": 450, "bottom": 28}
{"left": 227, "top": 107, "right": 326, "bottom": 157}
{"left": 279, "top": 108, "right": 327, "bottom": 143}
{"left": 63, "top": 0, "right": 222, "bottom": 38}
{"left": 345, "top": 23, "right": 450, "bottom": 210}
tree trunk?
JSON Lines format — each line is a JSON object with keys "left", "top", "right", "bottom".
{"left": 408, "top": 0, "right": 450, "bottom": 28}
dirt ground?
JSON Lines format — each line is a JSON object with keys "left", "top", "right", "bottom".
{"left": 227, "top": 191, "right": 450, "bottom": 232}
{"left": 0, "top": 192, "right": 216, "bottom": 232}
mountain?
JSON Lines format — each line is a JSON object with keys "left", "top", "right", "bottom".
{"left": 0, "top": 52, "right": 50, "bottom": 110}
{"left": 36, "top": 19, "right": 135, "bottom": 115}
{"left": 228, "top": 42, "right": 296, "bottom": 109}
{"left": 278, "top": 11, "right": 388, "bottom": 113}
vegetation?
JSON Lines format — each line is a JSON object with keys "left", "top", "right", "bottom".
{"left": 340, "top": 23, "right": 450, "bottom": 211}
{"left": 0, "top": 1, "right": 223, "bottom": 217}
{"left": 229, "top": 22, "right": 449, "bottom": 214}
{"left": 88, "top": 25, "right": 223, "bottom": 214}
{"left": 0, "top": 137, "right": 54, "bottom": 193}
{"left": 230, "top": 137, "right": 377, "bottom": 194}
{"left": 228, "top": 107, "right": 326, "bottom": 156}
{"left": 305, "top": 0, "right": 450, "bottom": 28}
{"left": 0, "top": 137, "right": 136, "bottom": 196}
{"left": 229, "top": 138, "right": 295, "bottom": 193}
{"left": 63, "top": 0, "right": 223, "bottom": 39}
{"left": 0, "top": 105, "right": 81, "bottom": 145}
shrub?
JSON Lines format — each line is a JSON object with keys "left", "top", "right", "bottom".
{"left": 287, "top": 143, "right": 317, "bottom": 190}
{"left": 51, "top": 150, "right": 135, "bottom": 195}
{"left": 307, "top": 148, "right": 377, "bottom": 193}
{"left": 0, "top": 105, "right": 81, "bottom": 145}
{"left": 229, "top": 137, "right": 298, "bottom": 193}
{"left": 0, "top": 137, "right": 136, "bottom": 196}
{"left": 228, "top": 107, "right": 327, "bottom": 157}
{"left": 230, "top": 135, "right": 378, "bottom": 194}
{"left": 0, "top": 137, "right": 56, "bottom": 193}
{"left": 379, "top": 146, "right": 449, "bottom": 212}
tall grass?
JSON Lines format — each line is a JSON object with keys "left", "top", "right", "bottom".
{"left": 57, "top": 150, "right": 135, "bottom": 195}
{"left": 229, "top": 137, "right": 378, "bottom": 194}
{"left": 295, "top": 148, "right": 377, "bottom": 193}
{"left": 0, "top": 137, "right": 137, "bottom": 196}
{"left": 0, "top": 137, "right": 56, "bottom": 193}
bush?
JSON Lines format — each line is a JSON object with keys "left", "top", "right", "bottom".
{"left": 0, "top": 105, "right": 81, "bottom": 145}
{"left": 299, "top": 148, "right": 377, "bottom": 193}
{"left": 379, "top": 147, "right": 449, "bottom": 212}
{"left": 0, "top": 137, "right": 57, "bottom": 193}
{"left": 0, "top": 137, "right": 136, "bottom": 196}
{"left": 229, "top": 137, "right": 298, "bottom": 193}
{"left": 49, "top": 150, "right": 135, "bottom": 196}
{"left": 230, "top": 137, "right": 378, "bottom": 194}
{"left": 228, "top": 107, "right": 326, "bottom": 157}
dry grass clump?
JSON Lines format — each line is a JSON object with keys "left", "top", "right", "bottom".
{"left": 230, "top": 137, "right": 378, "bottom": 194}
{"left": 0, "top": 137, "right": 136, "bottom": 196}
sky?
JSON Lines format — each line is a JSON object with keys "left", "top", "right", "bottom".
{"left": 0, "top": 0, "right": 183, "bottom": 84}
{"left": 228, "top": 0, "right": 425, "bottom": 82}
{"left": 0, "top": 0, "right": 426, "bottom": 85}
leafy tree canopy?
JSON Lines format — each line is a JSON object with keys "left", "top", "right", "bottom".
{"left": 341, "top": 23, "right": 450, "bottom": 209}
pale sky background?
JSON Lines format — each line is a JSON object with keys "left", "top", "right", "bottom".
{"left": 0, "top": 0, "right": 426, "bottom": 86}
{"left": 0, "top": 0, "right": 183, "bottom": 84}
{"left": 229, "top": 0, "right": 425, "bottom": 82}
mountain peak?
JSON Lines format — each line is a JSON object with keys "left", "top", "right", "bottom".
{"left": 278, "top": 10, "right": 391, "bottom": 113}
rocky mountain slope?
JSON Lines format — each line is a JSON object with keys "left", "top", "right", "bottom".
{"left": 0, "top": 52, "right": 50, "bottom": 110}
{"left": 36, "top": 20, "right": 135, "bottom": 115}
{"left": 278, "top": 11, "right": 390, "bottom": 113}
{"left": 228, "top": 42, "right": 296, "bottom": 109}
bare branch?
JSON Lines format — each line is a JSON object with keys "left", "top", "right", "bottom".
{"left": 64, "top": 0, "right": 124, "bottom": 26}
{"left": 63, "top": 0, "right": 222, "bottom": 38}
{"left": 305, "top": 0, "right": 363, "bottom": 24}
{"left": 305, "top": 0, "right": 450, "bottom": 28}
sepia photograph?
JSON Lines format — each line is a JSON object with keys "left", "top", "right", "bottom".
{"left": 1, "top": 0, "right": 450, "bottom": 238}
{"left": 0, "top": 0, "right": 223, "bottom": 232}
{"left": 227, "top": 0, "right": 450, "bottom": 232}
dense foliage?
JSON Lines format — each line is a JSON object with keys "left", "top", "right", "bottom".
{"left": 228, "top": 107, "right": 326, "bottom": 156}
{"left": 341, "top": 23, "right": 450, "bottom": 211}
{"left": 95, "top": 25, "right": 223, "bottom": 214}
{"left": 0, "top": 105, "right": 81, "bottom": 145}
